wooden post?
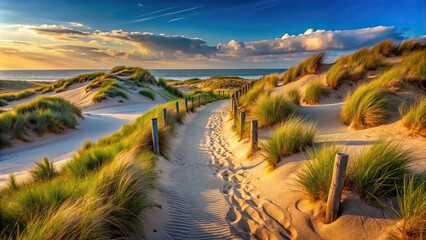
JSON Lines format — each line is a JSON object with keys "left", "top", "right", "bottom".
{"left": 325, "top": 153, "right": 349, "bottom": 224}
{"left": 204, "top": 93, "right": 207, "bottom": 104}
{"left": 151, "top": 118, "right": 160, "bottom": 154}
{"left": 250, "top": 120, "right": 258, "bottom": 152}
{"left": 198, "top": 95, "right": 201, "bottom": 106}
{"left": 162, "top": 108, "right": 167, "bottom": 125}
{"left": 210, "top": 91, "right": 213, "bottom": 101}
{"left": 191, "top": 96, "right": 194, "bottom": 111}
{"left": 233, "top": 98, "right": 237, "bottom": 124}
{"left": 240, "top": 111, "right": 246, "bottom": 138}
{"left": 185, "top": 99, "right": 189, "bottom": 113}
{"left": 175, "top": 101, "right": 179, "bottom": 116}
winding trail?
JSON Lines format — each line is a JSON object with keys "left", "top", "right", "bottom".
{"left": 159, "top": 100, "right": 292, "bottom": 239}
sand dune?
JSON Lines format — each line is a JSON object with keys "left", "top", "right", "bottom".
{"left": 0, "top": 102, "right": 160, "bottom": 185}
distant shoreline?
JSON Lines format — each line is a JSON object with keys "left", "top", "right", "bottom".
{"left": 0, "top": 68, "right": 286, "bottom": 82}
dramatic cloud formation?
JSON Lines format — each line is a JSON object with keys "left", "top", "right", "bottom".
{"left": 25, "top": 24, "right": 89, "bottom": 37}
{"left": 0, "top": 24, "right": 422, "bottom": 69}
{"left": 217, "top": 26, "right": 404, "bottom": 57}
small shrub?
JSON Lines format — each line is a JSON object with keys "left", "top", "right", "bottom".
{"left": 402, "top": 97, "right": 426, "bottom": 136}
{"left": 341, "top": 84, "right": 389, "bottom": 129}
{"left": 287, "top": 88, "right": 301, "bottom": 105}
{"left": 397, "top": 40, "right": 425, "bottom": 55}
{"left": 110, "top": 65, "right": 126, "bottom": 73}
{"left": 93, "top": 80, "right": 128, "bottom": 102}
{"left": 262, "top": 73, "right": 279, "bottom": 88}
{"left": 326, "top": 63, "right": 348, "bottom": 89}
{"left": 139, "top": 89, "right": 155, "bottom": 100}
{"left": 239, "top": 82, "right": 267, "bottom": 106}
{"left": 281, "top": 67, "right": 298, "bottom": 84}
{"left": 349, "top": 139, "right": 414, "bottom": 201}
{"left": 8, "top": 174, "right": 19, "bottom": 191}
{"left": 255, "top": 94, "right": 296, "bottom": 127}
{"left": 297, "top": 144, "right": 342, "bottom": 201}
{"left": 30, "top": 157, "right": 57, "bottom": 181}
{"left": 262, "top": 116, "right": 317, "bottom": 168}
{"left": 0, "top": 98, "right": 8, "bottom": 106}
{"left": 0, "top": 97, "right": 82, "bottom": 142}
{"left": 371, "top": 39, "right": 396, "bottom": 57}
{"left": 396, "top": 176, "right": 426, "bottom": 239}
{"left": 303, "top": 80, "right": 323, "bottom": 105}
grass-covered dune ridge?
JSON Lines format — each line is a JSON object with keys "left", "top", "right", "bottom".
{"left": 281, "top": 52, "right": 325, "bottom": 84}
{"left": 0, "top": 66, "right": 159, "bottom": 105}
{"left": 0, "top": 96, "right": 82, "bottom": 147}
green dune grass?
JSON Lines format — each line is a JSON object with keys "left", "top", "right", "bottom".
{"left": 297, "top": 143, "right": 342, "bottom": 201}
{"left": 349, "top": 139, "right": 414, "bottom": 202}
{"left": 262, "top": 116, "right": 317, "bottom": 168}
{"left": 280, "top": 52, "right": 325, "bottom": 84}
{"left": 254, "top": 93, "right": 296, "bottom": 127}
{"left": 303, "top": 80, "right": 323, "bottom": 105}
{"left": 0, "top": 96, "right": 82, "bottom": 146}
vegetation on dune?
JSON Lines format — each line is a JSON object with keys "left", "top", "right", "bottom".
{"left": 281, "top": 66, "right": 297, "bottom": 84}
{"left": 287, "top": 88, "right": 301, "bottom": 105}
{"left": 262, "top": 73, "right": 279, "bottom": 88}
{"left": 397, "top": 40, "right": 425, "bottom": 55}
{"left": 110, "top": 66, "right": 156, "bottom": 85}
{"left": 139, "top": 88, "right": 155, "bottom": 100}
{"left": 0, "top": 80, "right": 48, "bottom": 94}
{"left": 297, "top": 143, "right": 342, "bottom": 201}
{"left": 92, "top": 79, "right": 128, "bottom": 102}
{"left": 399, "top": 50, "right": 426, "bottom": 88}
{"left": 402, "top": 97, "right": 426, "bottom": 136}
{"left": 280, "top": 52, "right": 325, "bottom": 84}
{"left": 348, "top": 139, "right": 414, "bottom": 202}
{"left": 0, "top": 98, "right": 8, "bottom": 106}
{"left": 0, "top": 89, "right": 36, "bottom": 103}
{"left": 262, "top": 116, "right": 317, "bottom": 168}
{"left": 30, "top": 157, "right": 58, "bottom": 181}
{"left": 0, "top": 96, "right": 82, "bottom": 146}
{"left": 326, "top": 63, "right": 349, "bottom": 89}
{"left": 341, "top": 82, "right": 389, "bottom": 129}
{"left": 158, "top": 78, "right": 184, "bottom": 98}
{"left": 396, "top": 176, "right": 426, "bottom": 239}
{"left": 238, "top": 81, "right": 269, "bottom": 106}
{"left": 371, "top": 39, "right": 397, "bottom": 57}
{"left": 254, "top": 94, "right": 296, "bottom": 127}
{"left": 0, "top": 94, "right": 215, "bottom": 238}
{"left": 53, "top": 72, "right": 106, "bottom": 93}
{"left": 303, "top": 80, "right": 323, "bottom": 105}
{"left": 167, "top": 76, "right": 248, "bottom": 91}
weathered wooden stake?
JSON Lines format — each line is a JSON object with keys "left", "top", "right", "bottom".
{"left": 250, "top": 120, "right": 258, "bottom": 152}
{"left": 185, "top": 99, "right": 189, "bottom": 113}
{"left": 191, "top": 96, "right": 195, "bottom": 111}
{"left": 210, "top": 91, "right": 213, "bottom": 100}
{"left": 240, "top": 111, "right": 246, "bottom": 138}
{"left": 175, "top": 101, "right": 179, "bottom": 117}
{"left": 204, "top": 93, "right": 207, "bottom": 104}
{"left": 162, "top": 108, "right": 167, "bottom": 125}
{"left": 198, "top": 95, "right": 201, "bottom": 106}
{"left": 233, "top": 97, "right": 237, "bottom": 121}
{"left": 151, "top": 118, "right": 160, "bottom": 154}
{"left": 325, "top": 153, "right": 349, "bottom": 224}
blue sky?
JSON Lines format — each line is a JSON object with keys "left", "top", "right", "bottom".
{"left": 0, "top": 0, "right": 424, "bottom": 69}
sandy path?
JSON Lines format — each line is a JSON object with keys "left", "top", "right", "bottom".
{"left": 0, "top": 102, "right": 159, "bottom": 185}
{"left": 147, "top": 101, "right": 292, "bottom": 239}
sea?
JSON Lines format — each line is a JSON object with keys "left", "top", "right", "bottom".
{"left": 0, "top": 69, "right": 286, "bottom": 82}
